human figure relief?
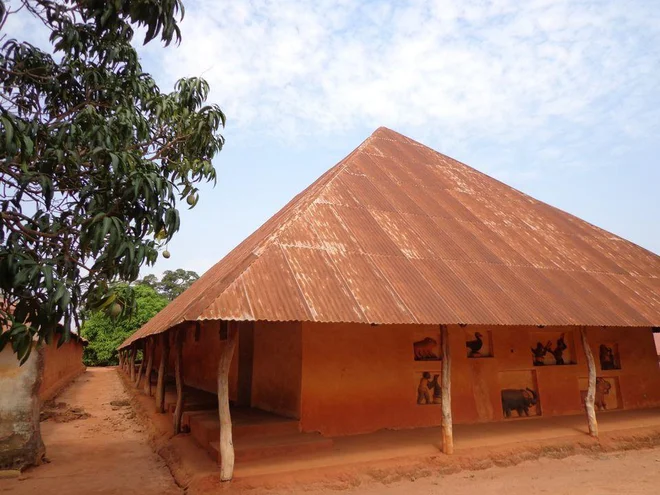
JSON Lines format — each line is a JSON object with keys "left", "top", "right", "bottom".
{"left": 417, "top": 372, "right": 434, "bottom": 404}
{"left": 599, "top": 344, "right": 618, "bottom": 370}
{"left": 552, "top": 333, "right": 568, "bottom": 365}
{"left": 429, "top": 374, "right": 442, "bottom": 404}
{"left": 531, "top": 341, "right": 552, "bottom": 366}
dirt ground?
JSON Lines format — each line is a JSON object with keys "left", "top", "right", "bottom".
{"left": 291, "top": 447, "right": 660, "bottom": 495}
{"left": 2, "top": 367, "right": 660, "bottom": 495}
{"left": 0, "top": 367, "right": 182, "bottom": 495}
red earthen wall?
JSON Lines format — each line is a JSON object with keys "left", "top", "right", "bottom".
{"left": 299, "top": 323, "right": 660, "bottom": 436}
{"left": 38, "top": 339, "right": 86, "bottom": 402}
{"left": 151, "top": 324, "right": 239, "bottom": 400}
{"left": 250, "top": 321, "right": 302, "bottom": 418}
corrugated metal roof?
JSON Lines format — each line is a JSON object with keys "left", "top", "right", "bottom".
{"left": 119, "top": 127, "right": 660, "bottom": 349}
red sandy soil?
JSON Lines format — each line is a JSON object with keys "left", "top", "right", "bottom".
{"left": 0, "top": 367, "right": 182, "bottom": 495}
{"left": 2, "top": 367, "right": 660, "bottom": 495}
{"left": 291, "top": 447, "right": 660, "bottom": 495}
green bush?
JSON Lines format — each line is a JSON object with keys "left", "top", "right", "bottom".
{"left": 82, "top": 284, "right": 167, "bottom": 366}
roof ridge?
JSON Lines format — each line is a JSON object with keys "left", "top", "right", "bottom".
{"left": 186, "top": 131, "right": 380, "bottom": 321}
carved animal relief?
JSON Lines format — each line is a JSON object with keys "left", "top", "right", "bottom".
{"left": 499, "top": 370, "right": 541, "bottom": 418}
{"left": 413, "top": 334, "right": 441, "bottom": 361}
{"left": 465, "top": 330, "right": 493, "bottom": 358}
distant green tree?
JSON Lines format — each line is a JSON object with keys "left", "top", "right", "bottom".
{"left": 81, "top": 284, "right": 167, "bottom": 366}
{"left": 138, "top": 268, "right": 199, "bottom": 300}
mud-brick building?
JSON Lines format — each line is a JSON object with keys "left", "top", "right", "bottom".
{"left": 119, "top": 127, "right": 660, "bottom": 478}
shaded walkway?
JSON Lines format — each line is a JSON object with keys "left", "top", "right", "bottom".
{"left": 0, "top": 367, "right": 181, "bottom": 495}
{"left": 234, "top": 408, "right": 660, "bottom": 477}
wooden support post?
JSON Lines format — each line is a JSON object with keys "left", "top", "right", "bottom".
{"left": 135, "top": 344, "right": 145, "bottom": 388}
{"left": 130, "top": 345, "right": 137, "bottom": 382}
{"left": 118, "top": 351, "right": 123, "bottom": 369}
{"left": 580, "top": 326, "right": 599, "bottom": 437}
{"left": 173, "top": 329, "right": 185, "bottom": 434}
{"left": 156, "top": 332, "right": 170, "bottom": 413}
{"left": 143, "top": 337, "right": 155, "bottom": 396}
{"left": 218, "top": 321, "right": 238, "bottom": 481}
{"left": 441, "top": 324, "right": 454, "bottom": 454}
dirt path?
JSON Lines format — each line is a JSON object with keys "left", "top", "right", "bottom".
{"left": 2, "top": 368, "right": 660, "bottom": 495}
{"left": 0, "top": 367, "right": 182, "bottom": 495}
{"left": 294, "top": 446, "right": 660, "bottom": 495}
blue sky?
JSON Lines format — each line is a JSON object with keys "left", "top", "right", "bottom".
{"left": 7, "top": 0, "right": 660, "bottom": 277}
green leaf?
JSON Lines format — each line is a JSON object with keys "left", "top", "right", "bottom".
{"left": 1, "top": 117, "right": 13, "bottom": 149}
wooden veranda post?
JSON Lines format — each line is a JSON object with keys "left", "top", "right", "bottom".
{"left": 143, "top": 337, "right": 155, "bottom": 396}
{"left": 441, "top": 324, "right": 454, "bottom": 454}
{"left": 580, "top": 326, "right": 599, "bottom": 437}
{"left": 173, "top": 329, "right": 185, "bottom": 434}
{"left": 130, "top": 345, "right": 137, "bottom": 382}
{"left": 156, "top": 332, "right": 170, "bottom": 413}
{"left": 218, "top": 321, "right": 238, "bottom": 481}
{"left": 135, "top": 344, "right": 145, "bottom": 388}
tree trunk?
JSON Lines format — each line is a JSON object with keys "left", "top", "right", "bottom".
{"left": 580, "top": 326, "right": 599, "bottom": 437}
{"left": 135, "top": 346, "right": 145, "bottom": 388}
{"left": 156, "top": 332, "right": 170, "bottom": 414}
{"left": 143, "top": 338, "right": 155, "bottom": 396}
{"left": 441, "top": 325, "right": 454, "bottom": 454}
{"left": 173, "top": 329, "right": 185, "bottom": 434}
{"left": 129, "top": 345, "right": 136, "bottom": 382}
{"left": 218, "top": 322, "right": 238, "bottom": 481}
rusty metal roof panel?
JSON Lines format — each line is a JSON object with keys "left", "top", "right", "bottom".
{"left": 510, "top": 266, "right": 592, "bottom": 325}
{"left": 458, "top": 220, "right": 531, "bottom": 267}
{"left": 201, "top": 279, "right": 254, "bottom": 321}
{"left": 331, "top": 205, "right": 402, "bottom": 257}
{"left": 432, "top": 190, "right": 482, "bottom": 223}
{"left": 276, "top": 211, "right": 323, "bottom": 249}
{"left": 396, "top": 181, "right": 455, "bottom": 219}
{"left": 565, "top": 270, "right": 651, "bottom": 326}
{"left": 402, "top": 213, "right": 472, "bottom": 262}
{"left": 119, "top": 126, "right": 660, "bottom": 349}
{"left": 281, "top": 246, "right": 367, "bottom": 323}
{"left": 444, "top": 260, "right": 535, "bottom": 324}
{"left": 431, "top": 217, "right": 502, "bottom": 264}
{"left": 239, "top": 245, "right": 312, "bottom": 322}
{"left": 325, "top": 251, "right": 416, "bottom": 324}
{"left": 369, "top": 210, "right": 437, "bottom": 260}
{"left": 337, "top": 172, "right": 396, "bottom": 212}
{"left": 537, "top": 269, "right": 621, "bottom": 326}
{"left": 304, "top": 203, "right": 362, "bottom": 253}
{"left": 411, "top": 258, "right": 497, "bottom": 324}
{"left": 479, "top": 264, "right": 569, "bottom": 325}
{"left": 596, "top": 273, "right": 660, "bottom": 323}
{"left": 352, "top": 154, "right": 427, "bottom": 215}
{"left": 367, "top": 255, "right": 459, "bottom": 324}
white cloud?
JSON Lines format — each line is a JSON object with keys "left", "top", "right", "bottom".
{"left": 140, "top": 0, "right": 659, "bottom": 151}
